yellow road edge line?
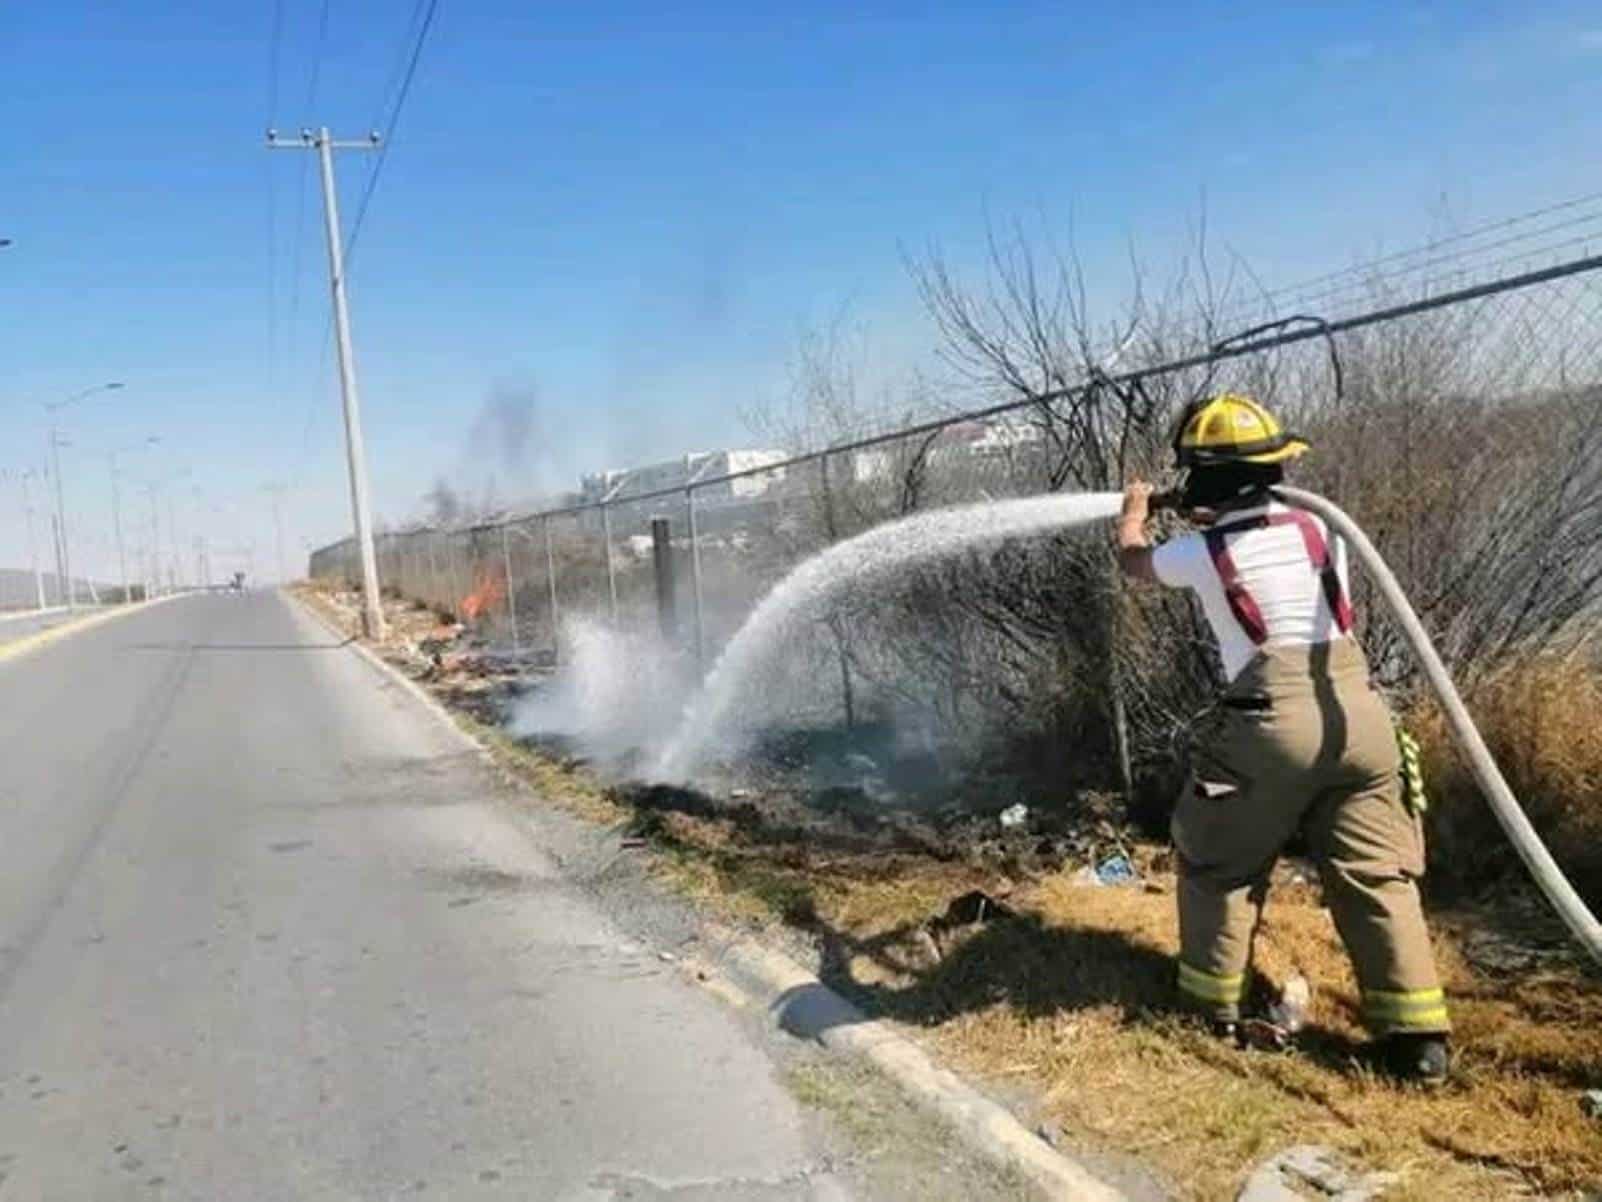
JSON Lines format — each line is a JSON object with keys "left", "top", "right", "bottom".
{"left": 0, "top": 595, "right": 185, "bottom": 667}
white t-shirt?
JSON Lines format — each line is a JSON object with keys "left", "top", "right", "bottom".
{"left": 1151, "top": 500, "right": 1353, "bottom": 682}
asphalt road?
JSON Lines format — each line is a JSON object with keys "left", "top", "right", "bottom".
{"left": 0, "top": 592, "right": 883, "bottom": 1201}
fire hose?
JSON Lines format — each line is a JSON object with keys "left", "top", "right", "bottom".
{"left": 1261, "top": 486, "right": 1602, "bottom": 968}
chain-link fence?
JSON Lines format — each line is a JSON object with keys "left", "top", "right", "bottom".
{"left": 309, "top": 251, "right": 1602, "bottom": 792}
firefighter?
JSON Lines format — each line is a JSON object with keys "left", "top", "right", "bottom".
{"left": 1116, "top": 392, "right": 1450, "bottom": 1084}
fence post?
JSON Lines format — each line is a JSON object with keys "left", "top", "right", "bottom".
{"left": 686, "top": 483, "right": 706, "bottom": 670}
{"left": 650, "top": 516, "right": 677, "bottom": 639}
{"left": 449, "top": 531, "right": 467, "bottom": 620}
{"left": 500, "top": 523, "right": 520, "bottom": 654}
{"left": 819, "top": 452, "right": 855, "bottom": 730}
{"left": 544, "top": 516, "right": 561, "bottom": 661}
{"left": 602, "top": 502, "right": 619, "bottom": 623}
{"left": 426, "top": 530, "right": 440, "bottom": 610}
{"left": 1108, "top": 570, "right": 1135, "bottom": 803}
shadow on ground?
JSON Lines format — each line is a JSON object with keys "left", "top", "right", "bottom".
{"left": 793, "top": 903, "right": 1372, "bottom": 1076}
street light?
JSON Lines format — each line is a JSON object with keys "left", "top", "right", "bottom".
{"left": 109, "top": 435, "right": 160, "bottom": 603}
{"left": 44, "top": 381, "right": 126, "bottom": 608}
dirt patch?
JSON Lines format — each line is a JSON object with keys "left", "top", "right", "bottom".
{"left": 294, "top": 583, "right": 1602, "bottom": 1201}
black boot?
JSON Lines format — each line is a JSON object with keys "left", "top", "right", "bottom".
{"left": 1383, "top": 1033, "right": 1449, "bottom": 1085}
{"left": 1211, "top": 1018, "right": 1242, "bottom": 1046}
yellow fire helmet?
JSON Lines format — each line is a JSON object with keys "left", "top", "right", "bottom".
{"left": 1172, "top": 392, "right": 1310, "bottom": 468}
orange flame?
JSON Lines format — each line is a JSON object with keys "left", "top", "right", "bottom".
{"left": 460, "top": 568, "right": 506, "bottom": 622}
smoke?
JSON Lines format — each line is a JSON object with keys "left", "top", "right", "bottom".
{"left": 423, "top": 477, "right": 464, "bottom": 526}
{"left": 509, "top": 617, "right": 699, "bottom": 771}
{"left": 653, "top": 491, "right": 1124, "bottom": 780}
{"left": 418, "top": 382, "right": 568, "bottom": 527}
{"left": 469, "top": 384, "right": 538, "bottom": 475}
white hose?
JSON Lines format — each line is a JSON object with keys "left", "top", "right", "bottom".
{"left": 1274, "top": 485, "right": 1602, "bottom": 967}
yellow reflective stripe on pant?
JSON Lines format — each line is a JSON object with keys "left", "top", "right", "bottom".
{"left": 1362, "top": 987, "right": 1449, "bottom": 1031}
{"left": 1396, "top": 727, "right": 1428, "bottom": 815}
{"left": 1177, "top": 961, "right": 1245, "bottom": 1006}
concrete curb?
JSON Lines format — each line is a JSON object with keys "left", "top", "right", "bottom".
{"left": 286, "top": 590, "right": 1130, "bottom": 1202}
{"left": 689, "top": 932, "right": 1131, "bottom": 1202}
{"left": 0, "top": 594, "right": 187, "bottom": 666}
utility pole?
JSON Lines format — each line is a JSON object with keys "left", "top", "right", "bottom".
{"left": 48, "top": 429, "right": 71, "bottom": 607}
{"left": 110, "top": 453, "right": 128, "bottom": 602}
{"left": 49, "top": 514, "right": 65, "bottom": 604}
{"left": 43, "top": 382, "right": 125, "bottom": 609}
{"left": 146, "top": 485, "right": 161, "bottom": 597}
{"left": 267, "top": 127, "right": 385, "bottom": 638}
{"left": 19, "top": 470, "right": 45, "bottom": 610}
{"left": 167, "top": 494, "right": 182, "bottom": 590}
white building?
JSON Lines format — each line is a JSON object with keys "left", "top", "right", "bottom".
{"left": 580, "top": 449, "right": 789, "bottom": 506}
{"left": 835, "top": 418, "right": 1045, "bottom": 484}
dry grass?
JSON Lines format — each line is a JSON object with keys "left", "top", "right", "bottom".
{"left": 292, "top": 581, "right": 360, "bottom": 634}
{"left": 301, "top": 585, "right": 1602, "bottom": 1201}
{"left": 467, "top": 743, "right": 1602, "bottom": 1200}
{"left": 1409, "top": 653, "right": 1602, "bottom": 910}
{"left": 900, "top": 881, "right": 1602, "bottom": 1201}
{"left": 517, "top": 769, "right": 1602, "bottom": 1200}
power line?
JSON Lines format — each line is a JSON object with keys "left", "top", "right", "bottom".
{"left": 1256, "top": 190, "right": 1602, "bottom": 305}
{"left": 372, "top": 0, "right": 431, "bottom": 132}
{"left": 1219, "top": 191, "right": 1602, "bottom": 325}
{"left": 1249, "top": 209, "right": 1602, "bottom": 317}
{"left": 344, "top": 0, "right": 441, "bottom": 267}
{"left": 1234, "top": 212, "right": 1602, "bottom": 326}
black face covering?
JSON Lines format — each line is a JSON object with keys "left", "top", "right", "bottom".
{"left": 1180, "top": 462, "right": 1284, "bottom": 511}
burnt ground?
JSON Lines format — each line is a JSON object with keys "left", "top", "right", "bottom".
{"left": 471, "top": 673, "right": 1151, "bottom": 886}
{"left": 357, "top": 583, "right": 1154, "bottom": 884}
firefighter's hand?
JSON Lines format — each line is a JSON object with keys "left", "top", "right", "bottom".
{"left": 1121, "top": 481, "right": 1155, "bottom": 523}
{"left": 1117, "top": 482, "right": 1157, "bottom": 578}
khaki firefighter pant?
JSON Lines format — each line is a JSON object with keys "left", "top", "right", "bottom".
{"left": 1171, "top": 639, "right": 1449, "bottom": 1035}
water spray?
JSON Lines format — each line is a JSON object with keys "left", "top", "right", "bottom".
{"left": 653, "top": 492, "right": 1125, "bottom": 781}
{"left": 1274, "top": 485, "right": 1602, "bottom": 967}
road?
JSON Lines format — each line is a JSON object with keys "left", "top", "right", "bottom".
{"left": 0, "top": 592, "right": 902, "bottom": 1201}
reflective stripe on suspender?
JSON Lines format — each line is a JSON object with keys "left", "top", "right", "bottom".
{"left": 1203, "top": 511, "right": 1354, "bottom": 646}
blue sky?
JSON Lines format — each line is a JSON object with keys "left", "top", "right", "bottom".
{"left": 2, "top": 1, "right": 1600, "bottom": 582}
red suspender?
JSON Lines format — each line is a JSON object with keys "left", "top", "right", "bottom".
{"left": 1203, "top": 524, "right": 1269, "bottom": 644}
{"left": 1286, "top": 512, "right": 1356, "bottom": 634}
{"left": 1203, "top": 511, "right": 1353, "bottom": 646}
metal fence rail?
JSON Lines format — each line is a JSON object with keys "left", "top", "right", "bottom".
{"left": 309, "top": 251, "right": 1602, "bottom": 734}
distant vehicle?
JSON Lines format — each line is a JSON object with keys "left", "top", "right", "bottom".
{"left": 230, "top": 571, "right": 246, "bottom": 592}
